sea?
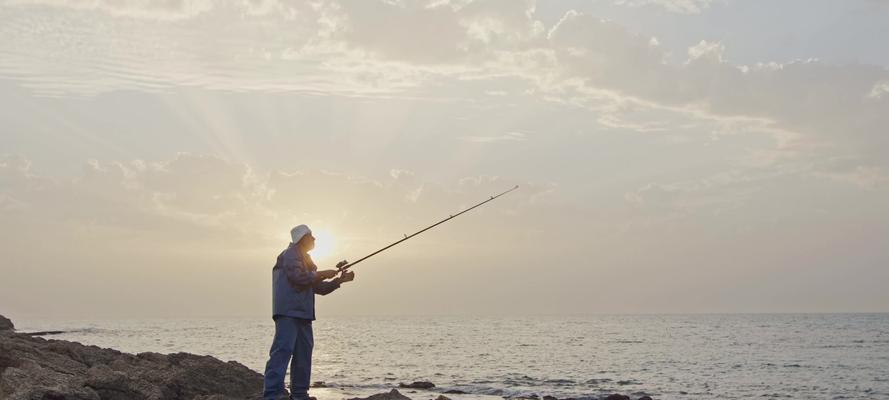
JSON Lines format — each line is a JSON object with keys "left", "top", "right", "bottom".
{"left": 14, "top": 314, "right": 889, "bottom": 400}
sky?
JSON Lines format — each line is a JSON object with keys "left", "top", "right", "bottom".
{"left": 1, "top": 0, "right": 888, "bottom": 318}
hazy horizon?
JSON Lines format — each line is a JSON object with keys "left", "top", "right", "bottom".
{"left": 9, "top": 311, "right": 889, "bottom": 322}
{"left": 2, "top": 0, "right": 888, "bottom": 319}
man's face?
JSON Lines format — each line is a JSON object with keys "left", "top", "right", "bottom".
{"left": 303, "top": 234, "right": 316, "bottom": 251}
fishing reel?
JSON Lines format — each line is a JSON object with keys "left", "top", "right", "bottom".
{"left": 335, "top": 260, "right": 350, "bottom": 272}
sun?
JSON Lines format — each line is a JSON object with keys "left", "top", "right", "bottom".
{"left": 308, "top": 229, "right": 336, "bottom": 262}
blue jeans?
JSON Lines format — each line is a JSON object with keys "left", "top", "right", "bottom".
{"left": 263, "top": 317, "right": 314, "bottom": 400}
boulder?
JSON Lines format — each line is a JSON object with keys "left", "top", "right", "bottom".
{"left": 399, "top": 381, "right": 435, "bottom": 389}
{"left": 603, "top": 395, "right": 630, "bottom": 400}
{"left": 349, "top": 389, "right": 413, "bottom": 400}
{"left": 443, "top": 389, "right": 467, "bottom": 394}
{"left": 0, "top": 315, "right": 13, "bottom": 331}
{"left": 0, "top": 317, "right": 263, "bottom": 400}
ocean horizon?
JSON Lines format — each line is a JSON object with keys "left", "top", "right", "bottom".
{"left": 13, "top": 313, "right": 889, "bottom": 399}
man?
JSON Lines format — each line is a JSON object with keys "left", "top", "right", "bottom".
{"left": 263, "top": 224, "right": 355, "bottom": 400}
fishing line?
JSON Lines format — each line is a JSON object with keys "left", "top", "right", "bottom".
{"left": 337, "top": 185, "right": 520, "bottom": 273}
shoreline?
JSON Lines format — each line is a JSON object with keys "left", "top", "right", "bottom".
{"left": 0, "top": 314, "right": 651, "bottom": 400}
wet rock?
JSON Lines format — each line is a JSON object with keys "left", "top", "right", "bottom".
{"left": 399, "top": 381, "right": 435, "bottom": 389}
{"left": 443, "top": 389, "right": 467, "bottom": 394}
{"left": 349, "top": 389, "right": 413, "bottom": 400}
{"left": 637, "top": 396, "right": 653, "bottom": 400}
{"left": 0, "top": 315, "right": 12, "bottom": 331}
{"left": 311, "top": 381, "right": 327, "bottom": 388}
{"left": 603, "top": 395, "right": 630, "bottom": 400}
{"left": 434, "top": 395, "right": 451, "bottom": 400}
{"left": 25, "top": 330, "right": 66, "bottom": 336}
{"left": 0, "top": 315, "right": 263, "bottom": 400}
{"left": 543, "top": 396, "right": 558, "bottom": 400}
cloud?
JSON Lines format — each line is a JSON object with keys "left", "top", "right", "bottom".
{"left": 0, "top": 0, "right": 549, "bottom": 96}
{"left": 2, "top": 0, "right": 888, "bottom": 183}
{"left": 814, "top": 157, "right": 889, "bottom": 189}
{"left": 869, "top": 80, "right": 889, "bottom": 99}
{"left": 543, "top": 10, "right": 889, "bottom": 181}
{"left": 612, "top": 0, "right": 715, "bottom": 14}
{"left": 336, "top": 0, "right": 542, "bottom": 63}
{"left": 623, "top": 170, "right": 763, "bottom": 217}
{"left": 4, "top": 0, "right": 215, "bottom": 20}
{"left": 687, "top": 40, "right": 725, "bottom": 62}
{"left": 459, "top": 131, "right": 526, "bottom": 143}
{"left": 405, "top": 184, "right": 424, "bottom": 203}
{"left": 389, "top": 169, "right": 415, "bottom": 180}
{"left": 0, "top": 0, "right": 418, "bottom": 97}
{"left": 818, "top": 166, "right": 888, "bottom": 189}
{"left": 0, "top": 153, "right": 271, "bottom": 245}
{"left": 0, "top": 153, "right": 547, "bottom": 252}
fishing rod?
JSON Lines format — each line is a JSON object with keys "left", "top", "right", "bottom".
{"left": 337, "top": 185, "right": 520, "bottom": 273}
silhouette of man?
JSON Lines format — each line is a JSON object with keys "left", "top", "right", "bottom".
{"left": 263, "top": 224, "right": 355, "bottom": 400}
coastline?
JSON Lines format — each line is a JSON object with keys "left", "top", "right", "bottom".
{"left": 0, "top": 315, "right": 648, "bottom": 400}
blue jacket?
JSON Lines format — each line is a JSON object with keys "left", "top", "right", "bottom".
{"left": 272, "top": 243, "right": 340, "bottom": 320}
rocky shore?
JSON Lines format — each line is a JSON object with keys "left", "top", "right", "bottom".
{"left": 0, "top": 314, "right": 263, "bottom": 400}
{"left": 0, "top": 315, "right": 650, "bottom": 400}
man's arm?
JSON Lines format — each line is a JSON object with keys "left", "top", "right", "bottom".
{"left": 313, "top": 279, "right": 341, "bottom": 296}
{"left": 281, "top": 257, "right": 316, "bottom": 288}
{"left": 314, "top": 271, "right": 355, "bottom": 296}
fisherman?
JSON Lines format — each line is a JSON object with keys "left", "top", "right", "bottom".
{"left": 263, "top": 224, "right": 355, "bottom": 400}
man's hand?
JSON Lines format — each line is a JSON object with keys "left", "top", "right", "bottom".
{"left": 316, "top": 269, "right": 338, "bottom": 280}
{"left": 337, "top": 271, "right": 355, "bottom": 284}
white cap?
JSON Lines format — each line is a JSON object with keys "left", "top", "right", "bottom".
{"left": 290, "top": 224, "right": 312, "bottom": 244}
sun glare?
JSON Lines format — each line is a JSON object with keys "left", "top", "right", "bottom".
{"left": 308, "top": 229, "right": 336, "bottom": 262}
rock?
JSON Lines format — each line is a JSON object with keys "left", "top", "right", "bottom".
{"left": 348, "top": 389, "right": 413, "bottom": 400}
{"left": 0, "top": 315, "right": 13, "bottom": 331}
{"left": 311, "top": 381, "right": 326, "bottom": 388}
{"left": 434, "top": 395, "right": 451, "bottom": 400}
{"left": 637, "top": 396, "right": 653, "bottom": 400}
{"left": 25, "top": 330, "right": 66, "bottom": 336}
{"left": 399, "top": 381, "right": 435, "bottom": 389}
{"left": 443, "top": 389, "right": 467, "bottom": 394}
{"left": 543, "top": 396, "right": 558, "bottom": 400}
{"left": 603, "top": 395, "right": 630, "bottom": 400}
{"left": 0, "top": 315, "right": 263, "bottom": 400}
